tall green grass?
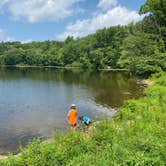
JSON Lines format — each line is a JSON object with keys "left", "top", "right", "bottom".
{"left": 1, "top": 73, "right": 166, "bottom": 165}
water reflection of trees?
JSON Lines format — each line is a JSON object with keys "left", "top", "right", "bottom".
{"left": 0, "top": 67, "right": 144, "bottom": 107}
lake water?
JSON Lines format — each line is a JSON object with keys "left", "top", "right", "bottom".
{"left": 0, "top": 67, "right": 145, "bottom": 155}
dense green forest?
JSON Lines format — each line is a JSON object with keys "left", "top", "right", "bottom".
{"left": 0, "top": 0, "right": 166, "bottom": 77}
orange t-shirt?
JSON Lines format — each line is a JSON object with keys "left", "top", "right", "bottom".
{"left": 68, "top": 108, "right": 78, "bottom": 125}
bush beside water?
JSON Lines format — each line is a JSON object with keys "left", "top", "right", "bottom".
{"left": 0, "top": 73, "right": 166, "bottom": 165}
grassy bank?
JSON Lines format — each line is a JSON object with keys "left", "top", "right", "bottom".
{"left": 0, "top": 72, "right": 166, "bottom": 165}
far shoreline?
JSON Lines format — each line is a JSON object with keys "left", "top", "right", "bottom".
{"left": 0, "top": 65, "right": 130, "bottom": 72}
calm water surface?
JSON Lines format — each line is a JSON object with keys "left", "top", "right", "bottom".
{"left": 0, "top": 67, "right": 145, "bottom": 155}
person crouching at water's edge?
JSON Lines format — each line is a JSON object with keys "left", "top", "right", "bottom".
{"left": 67, "top": 104, "right": 78, "bottom": 130}
{"left": 79, "top": 116, "right": 92, "bottom": 126}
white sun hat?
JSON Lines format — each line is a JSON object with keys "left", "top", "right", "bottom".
{"left": 71, "top": 104, "right": 76, "bottom": 107}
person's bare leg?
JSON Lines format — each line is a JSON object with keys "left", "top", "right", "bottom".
{"left": 73, "top": 125, "right": 77, "bottom": 131}
{"left": 70, "top": 125, "right": 74, "bottom": 131}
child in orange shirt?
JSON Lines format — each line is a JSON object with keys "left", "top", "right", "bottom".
{"left": 67, "top": 104, "right": 78, "bottom": 130}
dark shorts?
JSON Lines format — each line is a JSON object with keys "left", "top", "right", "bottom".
{"left": 70, "top": 123, "right": 77, "bottom": 127}
{"left": 84, "top": 121, "right": 91, "bottom": 126}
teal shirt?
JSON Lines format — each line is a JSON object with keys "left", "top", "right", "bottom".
{"left": 83, "top": 116, "right": 92, "bottom": 123}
